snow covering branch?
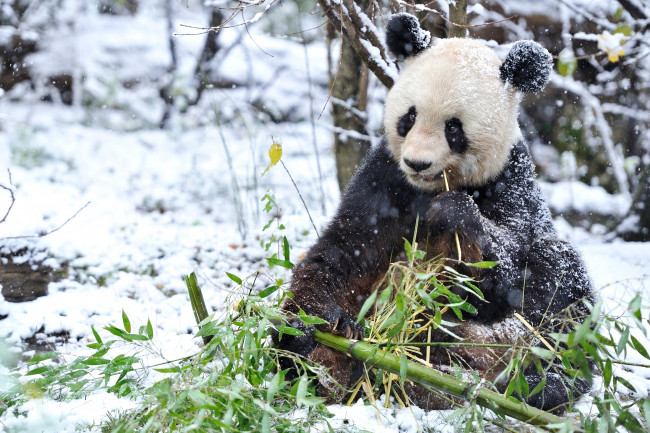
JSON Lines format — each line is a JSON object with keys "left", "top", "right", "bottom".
{"left": 318, "top": 0, "right": 398, "bottom": 88}
{"left": 394, "top": 0, "right": 518, "bottom": 31}
{"left": 179, "top": 0, "right": 278, "bottom": 34}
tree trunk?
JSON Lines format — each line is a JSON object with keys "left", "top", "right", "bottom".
{"left": 192, "top": 8, "right": 224, "bottom": 106}
{"left": 329, "top": 1, "right": 371, "bottom": 193}
{"left": 620, "top": 163, "right": 650, "bottom": 241}
{"left": 447, "top": 0, "right": 467, "bottom": 38}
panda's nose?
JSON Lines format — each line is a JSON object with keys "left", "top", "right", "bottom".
{"left": 404, "top": 159, "right": 432, "bottom": 172}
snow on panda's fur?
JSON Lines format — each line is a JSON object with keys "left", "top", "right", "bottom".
{"left": 276, "top": 13, "right": 594, "bottom": 412}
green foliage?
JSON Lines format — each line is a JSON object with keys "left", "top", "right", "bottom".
{"left": 0, "top": 269, "right": 333, "bottom": 432}
{"left": 106, "top": 274, "right": 330, "bottom": 432}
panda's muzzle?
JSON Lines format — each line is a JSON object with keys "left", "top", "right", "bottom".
{"left": 403, "top": 158, "right": 431, "bottom": 172}
{"left": 403, "top": 159, "right": 445, "bottom": 183}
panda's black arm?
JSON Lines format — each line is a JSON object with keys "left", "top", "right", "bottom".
{"left": 285, "top": 141, "right": 429, "bottom": 335}
{"left": 464, "top": 142, "right": 592, "bottom": 324}
{"left": 444, "top": 142, "right": 545, "bottom": 322}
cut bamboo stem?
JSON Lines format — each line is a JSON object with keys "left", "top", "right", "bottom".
{"left": 186, "top": 272, "right": 212, "bottom": 344}
{"left": 313, "top": 330, "right": 568, "bottom": 432}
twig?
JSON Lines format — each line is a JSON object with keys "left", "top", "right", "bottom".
{"left": 0, "top": 169, "right": 15, "bottom": 225}
{"left": 514, "top": 312, "right": 562, "bottom": 361}
{"left": 298, "top": 10, "right": 326, "bottom": 215}
{"left": 280, "top": 161, "right": 319, "bottom": 238}
{"left": 0, "top": 201, "right": 91, "bottom": 240}
{"left": 394, "top": 0, "right": 518, "bottom": 30}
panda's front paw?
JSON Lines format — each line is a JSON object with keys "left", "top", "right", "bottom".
{"left": 426, "top": 191, "right": 484, "bottom": 239}
{"left": 321, "top": 306, "right": 364, "bottom": 340}
{"left": 272, "top": 316, "right": 317, "bottom": 357}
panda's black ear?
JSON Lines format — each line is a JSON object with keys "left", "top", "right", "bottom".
{"left": 500, "top": 41, "right": 553, "bottom": 93}
{"left": 386, "top": 13, "right": 431, "bottom": 60}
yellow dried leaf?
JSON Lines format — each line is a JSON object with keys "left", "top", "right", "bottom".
{"left": 262, "top": 140, "right": 282, "bottom": 176}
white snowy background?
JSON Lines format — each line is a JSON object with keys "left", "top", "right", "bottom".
{"left": 0, "top": 1, "right": 649, "bottom": 432}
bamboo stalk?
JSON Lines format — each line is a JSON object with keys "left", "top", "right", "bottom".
{"left": 313, "top": 330, "right": 568, "bottom": 431}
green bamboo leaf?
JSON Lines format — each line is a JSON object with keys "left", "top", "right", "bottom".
{"left": 262, "top": 412, "right": 270, "bottom": 433}
{"left": 278, "top": 325, "right": 304, "bottom": 337}
{"left": 146, "top": 319, "right": 153, "bottom": 339}
{"left": 384, "top": 316, "right": 406, "bottom": 340}
{"left": 123, "top": 333, "right": 150, "bottom": 341}
{"left": 570, "top": 317, "right": 592, "bottom": 347}
{"left": 604, "top": 359, "right": 612, "bottom": 387}
{"left": 416, "top": 287, "right": 434, "bottom": 309}
{"left": 615, "top": 376, "right": 637, "bottom": 393}
{"left": 25, "top": 365, "right": 51, "bottom": 376}
{"left": 630, "top": 335, "right": 650, "bottom": 360}
{"left": 266, "top": 258, "right": 294, "bottom": 269}
{"left": 122, "top": 309, "right": 131, "bottom": 333}
{"left": 283, "top": 236, "right": 291, "bottom": 262}
{"left": 91, "top": 326, "right": 103, "bottom": 345}
{"left": 529, "top": 347, "right": 554, "bottom": 360}
{"left": 396, "top": 292, "right": 405, "bottom": 312}
{"left": 154, "top": 366, "right": 182, "bottom": 373}
{"left": 575, "top": 348, "right": 593, "bottom": 383}
{"left": 299, "top": 315, "right": 328, "bottom": 325}
{"left": 591, "top": 299, "right": 602, "bottom": 323}
{"left": 617, "top": 327, "right": 630, "bottom": 356}
{"left": 616, "top": 411, "right": 645, "bottom": 433}
{"left": 357, "top": 290, "right": 378, "bottom": 324}
{"left": 225, "top": 272, "right": 242, "bottom": 285}
{"left": 465, "top": 261, "right": 498, "bottom": 269}
{"left": 629, "top": 293, "right": 642, "bottom": 321}
{"left": 643, "top": 400, "right": 650, "bottom": 430}
{"left": 267, "top": 371, "right": 282, "bottom": 402}
{"left": 81, "top": 358, "right": 111, "bottom": 366}
{"left": 105, "top": 324, "right": 128, "bottom": 339}
{"left": 27, "top": 351, "right": 59, "bottom": 365}
{"left": 529, "top": 377, "right": 546, "bottom": 397}
{"left": 258, "top": 285, "right": 279, "bottom": 298}
{"left": 378, "top": 285, "right": 392, "bottom": 304}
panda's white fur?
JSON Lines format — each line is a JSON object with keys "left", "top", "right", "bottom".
{"left": 384, "top": 38, "right": 522, "bottom": 191}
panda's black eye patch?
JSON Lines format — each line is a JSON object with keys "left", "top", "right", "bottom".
{"left": 397, "top": 106, "right": 417, "bottom": 137}
{"left": 445, "top": 117, "right": 468, "bottom": 154}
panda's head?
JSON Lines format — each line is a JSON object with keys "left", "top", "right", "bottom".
{"left": 384, "top": 13, "right": 552, "bottom": 192}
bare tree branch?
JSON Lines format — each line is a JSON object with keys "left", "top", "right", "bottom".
{"left": 0, "top": 169, "right": 15, "bottom": 225}
{"left": 0, "top": 201, "right": 91, "bottom": 241}
{"left": 617, "top": 0, "right": 648, "bottom": 20}
{"left": 318, "top": 0, "right": 398, "bottom": 88}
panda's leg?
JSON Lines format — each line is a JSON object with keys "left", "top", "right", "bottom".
{"left": 523, "top": 369, "right": 591, "bottom": 413}
{"left": 518, "top": 236, "right": 594, "bottom": 411}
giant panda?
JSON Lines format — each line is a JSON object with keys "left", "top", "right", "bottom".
{"left": 275, "top": 12, "right": 594, "bottom": 412}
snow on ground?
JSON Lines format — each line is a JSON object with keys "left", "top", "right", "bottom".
{"left": 0, "top": 2, "right": 649, "bottom": 432}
